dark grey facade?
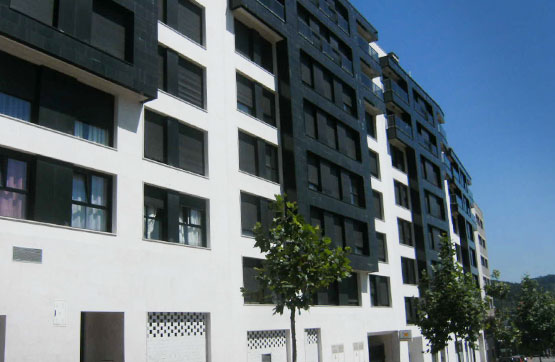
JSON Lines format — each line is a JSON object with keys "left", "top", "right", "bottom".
{"left": 0, "top": 0, "right": 159, "bottom": 99}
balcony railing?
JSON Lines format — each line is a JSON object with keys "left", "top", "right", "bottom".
{"left": 372, "top": 83, "right": 383, "bottom": 99}
{"left": 340, "top": 54, "right": 353, "bottom": 74}
{"left": 360, "top": 74, "right": 383, "bottom": 99}
{"left": 258, "top": 0, "right": 285, "bottom": 20}
{"left": 357, "top": 37, "right": 379, "bottom": 62}
{"left": 384, "top": 79, "right": 409, "bottom": 104}
{"left": 420, "top": 138, "right": 438, "bottom": 157}
{"left": 387, "top": 114, "right": 412, "bottom": 139}
{"left": 415, "top": 102, "right": 433, "bottom": 123}
{"left": 338, "top": 15, "right": 349, "bottom": 34}
{"left": 439, "top": 124, "right": 447, "bottom": 140}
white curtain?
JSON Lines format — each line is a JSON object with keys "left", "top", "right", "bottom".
{"left": 72, "top": 174, "right": 87, "bottom": 202}
{"left": 74, "top": 121, "right": 108, "bottom": 146}
{"left": 145, "top": 206, "right": 161, "bottom": 240}
{"left": 0, "top": 92, "right": 31, "bottom": 121}
{"left": 6, "top": 159, "right": 27, "bottom": 189}
{"left": 179, "top": 208, "right": 203, "bottom": 246}
{"left": 90, "top": 176, "right": 107, "bottom": 206}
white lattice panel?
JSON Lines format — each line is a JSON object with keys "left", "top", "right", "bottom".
{"left": 247, "top": 330, "right": 288, "bottom": 362}
{"left": 304, "top": 329, "right": 321, "bottom": 362}
{"left": 147, "top": 312, "right": 208, "bottom": 362}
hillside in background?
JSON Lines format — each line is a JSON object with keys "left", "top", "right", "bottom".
{"left": 494, "top": 274, "right": 555, "bottom": 310}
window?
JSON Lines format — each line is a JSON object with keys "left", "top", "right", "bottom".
{"left": 391, "top": 145, "right": 406, "bottom": 172}
{"left": 405, "top": 297, "right": 418, "bottom": 324}
{"left": 238, "top": 131, "right": 279, "bottom": 183}
{"left": 338, "top": 124, "right": 359, "bottom": 160}
{"left": 144, "top": 110, "right": 206, "bottom": 176}
{"left": 372, "top": 191, "right": 384, "bottom": 220}
{"left": 428, "top": 226, "right": 445, "bottom": 250}
{"left": 0, "top": 155, "right": 28, "bottom": 219}
{"left": 11, "top": 0, "right": 56, "bottom": 26}
{"left": 470, "top": 248, "right": 477, "bottom": 267}
{"left": 236, "top": 74, "right": 276, "bottom": 126}
{"left": 71, "top": 172, "right": 110, "bottom": 232}
{"left": 422, "top": 157, "right": 441, "bottom": 187}
{"left": 179, "top": 202, "right": 206, "bottom": 247}
{"left": 425, "top": 191, "right": 445, "bottom": 220}
{"left": 91, "top": 0, "right": 134, "bottom": 62}
{"left": 394, "top": 181, "right": 410, "bottom": 209}
{"left": 240, "top": 192, "right": 273, "bottom": 237}
{"left": 308, "top": 154, "right": 364, "bottom": 206}
{"left": 158, "top": 0, "right": 204, "bottom": 45}
{"left": 351, "top": 220, "right": 367, "bottom": 256}
{"left": 144, "top": 185, "right": 208, "bottom": 247}
{"left": 369, "top": 150, "right": 380, "bottom": 179}
{"left": 81, "top": 312, "right": 124, "bottom": 362}
{"left": 455, "top": 244, "right": 462, "bottom": 262}
{"left": 177, "top": 57, "right": 204, "bottom": 108}
{"left": 0, "top": 91, "right": 31, "bottom": 122}
{"left": 144, "top": 186, "right": 165, "bottom": 241}
{"left": 234, "top": 19, "right": 273, "bottom": 73}
{"left": 300, "top": 53, "right": 314, "bottom": 87}
{"left": 397, "top": 218, "right": 413, "bottom": 246}
{"left": 481, "top": 256, "right": 488, "bottom": 268}
{"left": 401, "top": 257, "right": 418, "bottom": 285}
{"left": 365, "top": 112, "right": 376, "bottom": 138}
{"left": 370, "top": 275, "right": 390, "bottom": 307}
{"left": 342, "top": 85, "right": 356, "bottom": 115}
{"left": 376, "top": 232, "right": 387, "bottom": 262}
{"left": 314, "top": 273, "right": 359, "bottom": 306}
{"left": 242, "top": 257, "right": 273, "bottom": 304}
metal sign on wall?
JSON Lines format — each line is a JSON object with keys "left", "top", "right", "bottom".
{"left": 399, "top": 330, "right": 412, "bottom": 341}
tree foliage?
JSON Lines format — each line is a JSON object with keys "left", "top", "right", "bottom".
{"left": 242, "top": 194, "right": 352, "bottom": 362}
{"left": 514, "top": 276, "right": 555, "bottom": 356}
{"left": 417, "top": 235, "right": 488, "bottom": 354}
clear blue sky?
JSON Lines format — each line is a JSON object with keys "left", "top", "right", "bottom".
{"left": 351, "top": 0, "right": 555, "bottom": 282}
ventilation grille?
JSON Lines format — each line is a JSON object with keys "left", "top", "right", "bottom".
{"left": 147, "top": 312, "right": 206, "bottom": 338}
{"left": 247, "top": 330, "right": 287, "bottom": 350}
{"left": 305, "top": 329, "right": 319, "bottom": 345}
{"left": 354, "top": 342, "right": 364, "bottom": 351}
{"left": 13, "top": 247, "right": 42, "bottom": 263}
{"left": 332, "top": 344, "right": 344, "bottom": 353}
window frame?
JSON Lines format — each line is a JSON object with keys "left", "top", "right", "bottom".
{"left": 0, "top": 153, "right": 30, "bottom": 220}
{"left": 70, "top": 169, "right": 112, "bottom": 233}
{"left": 370, "top": 275, "right": 391, "bottom": 307}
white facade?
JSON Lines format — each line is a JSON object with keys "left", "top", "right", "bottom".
{"left": 0, "top": 1, "right": 490, "bottom": 362}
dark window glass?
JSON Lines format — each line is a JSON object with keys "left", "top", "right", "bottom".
{"left": 376, "top": 232, "right": 387, "bottom": 262}
{"left": 300, "top": 54, "right": 313, "bottom": 86}
{"left": 264, "top": 144, "right": 278, "bottom": 183}
{"left": 422, "top": 157, "right": 441, "bottom": 187}
{"left": 177, "top": 0, "right": 203, "bottom": 45}
{"left": 177, "top": 57, "right": 204, "bottom": 108}
{"left": 370, "top": 275, "right": 390, "bottom": 307}
{"left": 373, "top": 191, "right": 384, "bottom": 220}
{"left": 0, "top": 155, "right": 28, "bottom": 219}
{"left": 91, "top": 0, "right": 133, "bottom": 62}
{"left": 239, "top": 132, "right": 258, "bottom": 175}
{"left": 401, "top": 257, "right": 418, "bottom": 284}
{"left": 144, "top": 186, "right": 166, "bottom": 240}
{"left": 243, "top": 257, "right": 273, "bottom": 304}
{"left": 234, "top": 19, "right": 252, "bottom": 58}
{"left": 158, "top": 0, "right": 166, "bottom": 22}
{"left": 71, "top": 172, "right": 110, "bottom": 232}
{"left": 332, "top": 215, "right": 345, "bottom": 248}
{"left": 391, "top": 145, "right": 406, "bottom": 172}
{"left": 347, "top": 174, "right": 364, "bottom": 207}
{"left": 315, "top": 273, "right": 359, "bottom": 306}
{"left": 0, "top": 91, "right": 31, "bottom": 122}
{"left": 310, "top": 207, "right": 323, "bottom": 230}
{"left": 342, "top": 85, "right": 355, "bottom": 115}
{"left": 307, "top": 155, "right": 320, "bottom": 192}
{"left": 237, "top": 74, "right": 255, "bottom": 115}
{"left": 321, "top": 161, "right": 341, "bottom": 199}
{"left": 340, "top": 125, "right": 359, "bottom": 160}
{"left": 323, "top": 115, "right": 337, "bottom": 149}
{"left": 397, "top": 218, "right": 413, "bottom": 246}
{"left": 304, "top": 102, "right": 316, "bottom": 138}
{"left": 405, "top": 297, "right": 418, "bottom": 324}
{"left": 352, "top": 220, "right": 367, "bottom": 256}
{"left": 319, "top": 67, "right": 334, "bottom": 100}
{"left": 241, "top": 192, "right": 260, "bottom": 236}
{"left": 261, "top": 89, "right": 276, "bottom": 126}
{"left": 366, "top": 112, "right": 376, "bottom": 138}
{"left": 158, "top": 47, "right": 167, "bottom": 91}
{"left": 455, "top": 244, "right": 462, "bottom": 262}
{"left": 369, "top": 150, "right": 380, "bottom": 179}
{"left": 11, "top": 0, "right": 55, "bottom": 25}
{"left": 394, "top": 181, "right": 410, "bottom": 209}
{"left": 426, "top": 192, "right": 445, "bottom": 220}
{"left": 428, "top": 226, "right": 444, "bottom": 250}
{"left": 178, "top": 123, "right": 205, "bottom": 175}
{"left": 144, "top": 111, "right": 166, "bottom": 163}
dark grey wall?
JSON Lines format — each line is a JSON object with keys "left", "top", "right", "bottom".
{"left": 0, "top": 0, "right": 159, "bottom": 99}
{"left": 0, "top": 315, "right": 5, "bottom": 362}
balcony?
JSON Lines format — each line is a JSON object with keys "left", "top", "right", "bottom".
{"left": 387, "top": 114, "right": 413, "bottom": 139}
{"left": 415, "top": 102, "right": 433, "bottom": 123}
{"left": 383, "top": 79, "right": 409, "bottom": 108}
{"left": 360, "top": 74, "right": 383, "bottom": 99}
{"left": 438, "top": 124, "right": 448, "bottom": 143}
{"left": 419, "top": 138, "right": 439, "bottom": 157}
{"left": 230, "top": 0, "right": 285, "bottom": 21}
{"left": 357, "top": 37, "right": 381, "bottom": 76}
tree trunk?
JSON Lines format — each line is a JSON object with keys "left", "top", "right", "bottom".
{"left": 290, "top": 307, "right": 297, "bottom": 362}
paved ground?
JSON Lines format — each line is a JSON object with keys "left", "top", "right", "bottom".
{"left": 530, "top": 357, "right": 555, "bottom": 362}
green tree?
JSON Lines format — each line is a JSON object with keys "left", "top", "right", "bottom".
{"left": 417, "top": 236, "right": 488, "bottom": 354}
{"left": 242, "top": 195, "right": 352, "bottom": 362}
{"left": 484, "top": 270, "right": 520, "bottom": 355}
{"left": 514, "top": 275, "right": 555, "bottom": 359}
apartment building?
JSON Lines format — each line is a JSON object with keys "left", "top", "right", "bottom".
{"left": 0, "top": 1, "right": 489, "bottom": 361}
